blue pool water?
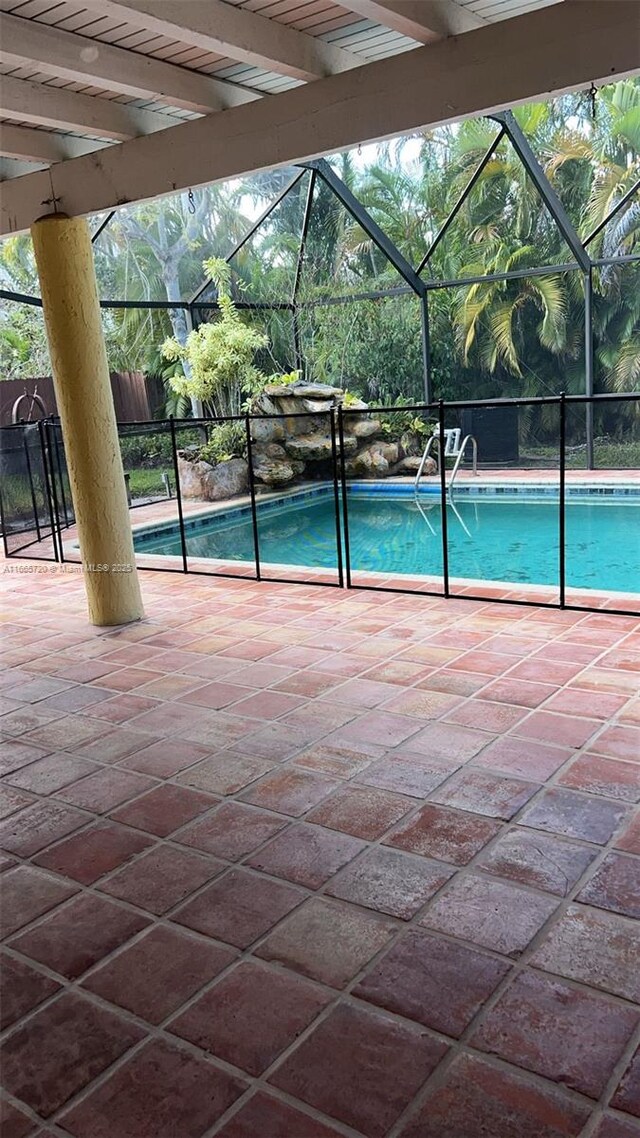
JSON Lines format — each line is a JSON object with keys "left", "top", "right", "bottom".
{"left": 133, "top": 487, "right": 640, "bottom": 593}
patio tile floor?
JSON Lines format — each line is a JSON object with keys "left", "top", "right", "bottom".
{"left": 1, "top": 562, "right": 639, "bottom": 1137}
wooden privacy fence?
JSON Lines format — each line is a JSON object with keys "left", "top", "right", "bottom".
{"left": 0, "top": 372, "right": 165, "bottom": 426}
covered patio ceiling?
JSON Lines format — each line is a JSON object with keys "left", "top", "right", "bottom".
{"left": 0, "top": 0, "right": 638, "bottom": 234}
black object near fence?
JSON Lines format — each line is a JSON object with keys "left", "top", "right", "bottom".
{"left": 0, "top": 392, "right": 638, "bottom": 617}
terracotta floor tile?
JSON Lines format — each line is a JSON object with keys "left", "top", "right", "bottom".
{"left": 421, "top": 872, "right": 558, "bottom": 957}
{"left": 531, "top": 903, "right": 640, "bottom": 1002}
{"left": 0, "top": 1099, "right": 34, "bottom": 1138}
{"left": 509, "top": 659, "right": 583, "bottom": 685}
{"left": 0, "top": 784, "right": 33, "bottom": 820}
{"left": 34, "top": 820, "right": 152, "bottom": 884}
{"left": 256, "top": 896, "right": 395, "bottom": 988}
{"left": 449, "top": 650, "right": 513, "bottom": 677}
{"left": 0, "top": 954, "right": 61, "bottom": 1030}
{"left": 430, "top": 769, "right": 538, "bottom": 820}
{"left": 9, "top": 892, "right": 150, "bottom": 979}
{"left": 473, "top": 736, "right": 571, "bottom": 780}
{"left": 589, "top": 726, "right": 640, "bottom": 764}
{"left": 354, "top": 927, "right": 510, "bottom": 1037}
{"left": 99, "top": 845, "right": 224, "bottom": 914}
{"left": 273, "top": 670, "right": 341, "bottom": 698}
{"left": 513, "top": 710, "right": 601, "bottom": 749}
{"left": 397, "top": 1053, "right": 590, "bottom": 1138}
{"left": 83, "top": 925, "right": 236, "bottom": 1024}
{"left": 380, "top": 688, "right": 463, "bottom": 721}
{"left": 227, "top": 691, "right": 306, "bottom": 720}
{"left": 543, "top": 688, "right": 628, "bottom": 719}
{"left": 118, "top": 737, "right": 212, "bottom": 777}
{"left": 0, "top": 800, "right": 86, "bottom": 857}
{"left": 445, "top": 699, "right": 526, "bottom": 733}
{"left": 405, "top": 721, "right": 490, "bottom": 764}
{"left": 177, "top": 800, "right": 287, "bottom": 860}
{"left": 285, "top": 702, "right": 357, "bottom": 734}
{"left": 326, "top": 846, "right": 452, "bottom": 919}
{"left": 39, "top": 685, "right": 113, "bottom": 714}
{"left": 215, "top": 1093, "right": 345, "bottom": 1138}
{"left": 181, "top": 681, "right": 255, "bottom": 710}
{"left": 477, "top": 827, "right": 597, "bottom": 895}
{"left": 240, "top": 722, "right": 318, "bottom": 761}
{"left": 0, "top": 992, "right": 145, "bottom": 1118}
{"left": 591, "top": 1113, "right": 640, "bottom": 1138}
{"left": 240, "top": 768, "right": 339, "bottom": 816}
{"left": 177, "top": 753, "right": 274, "bottom": 796}
{"left": 270, "top": 1002, "right": 447, "bottom": 1138}
{"left": 422, "top": 669, "right": 489, "bottom": 696}
{"left": 0, "top": 865, "right": 77, "bottom": 938}
{"left": 84, "top": 692, "right": 161, "bottom": 725}
{"left": 334, "top": 678, "right": 415, "bottom": 710}
{"left": 307, "top": 784, "right": 413, "bottom": 840}
{"left": 477, "top": 677, "right": 558, "bottom": 708}
{"left": 359, "top": 755, "right": 456, "bottom": 799}
{"left": 128, "top": 702, "right": 211, "bottom": 737}
{"left": 5, "top": 752, "right": 98, "bottom": 796}
{"left": 557, "top": 754, "right": 640, "bottom": 802}
{"left": 329, "top": 711, "right": 421, "bottom": 749}
{"left": 54, "top": 660, "right": 121, "bottom": 683}
{"left": 134, "top": 674, "right": 208, "bottom": 701}
{"left": 577, "top": 852, "right": 640, "bottom": 918}
{"left": 292, "top": 742, "right": 376, "bottom": 778}
{"left": 74, "top": 727, "right": 157, "bottom": 764}
{"left": 98, "top": 666, "right": 166, "bottom": 692}
{"left": 0, "top": 739, "right": 50, "bottom": 775}
{"left": 612, "top": 1050, "right": 640, "bottom": 1119}
{"left": 363, "top": 660, "right": 433, "bottom": 686}
{"left": 247, "top": 823, "right": 365, "bottom": 889}
{"left": 472, "top": 969, "right": 639, "bottom": 1099}
{"left": 171, "top": 959, "right": 331, "bottom": 1076}
{"left": 384, "top": 803, "right": 501, "bottom": 865}
{"left": 616, "top": 812, "right": 640, "bottom": 854}
{"left": 173, "top": 868, "right": 305, "bottom": 948}
{"left": 520, "top": 787, "right": 628, "bottom": 844}
{"left": 60, "top": 1038, "right": 244, "bottom": 1138}
{"left": 57, "top": 764, "right": 157, "bottom": 819}
{"left": 110, "top": 783, "right": 216, "bottom": 836}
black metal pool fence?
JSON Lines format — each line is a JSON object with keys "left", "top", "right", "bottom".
{"left": 0, "top": 392, "right": 638, "bottom": 617}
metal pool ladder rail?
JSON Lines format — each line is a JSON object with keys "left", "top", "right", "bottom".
{"left": 414, "top": 430, "right": 478, "bottom": 496}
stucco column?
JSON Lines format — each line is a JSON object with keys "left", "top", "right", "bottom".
{"left": 31, "top": 213, "right": 144, "bottom": 626}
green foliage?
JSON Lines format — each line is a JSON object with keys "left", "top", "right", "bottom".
{"left": 342, "top": 390, "right": 361, "bottom": 407}
{"left": 162, "top": 258, "right": 268, "bottom": 416}
{"left": 198, "top": 421, "right": 247, "bottom": 465}
{"left": 379, "top": 400, "right": 433, "bottom": 439}
{"left": 118, "top": 429, "right": 200, "bottom": 469}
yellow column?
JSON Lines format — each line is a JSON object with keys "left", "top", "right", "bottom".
{"left": 31, "top": 213, "right": 144, "bottom": 626}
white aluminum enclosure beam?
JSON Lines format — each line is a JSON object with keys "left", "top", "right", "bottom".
{"left": 337, "top": 0, "right": 486, "bottom": 42}
{"left": 78, "top": 0, "right": 360, "bottom": 82}
{"left": 0, "top": 75, "right": 173, "bottom": 139}
{"left": 1, "top": 1, "right": 638, "bottom": 235}
{"left": 0, "top": 13, "right": 256, "bottom": 113}
{"left": 0, "top": 123, "right": 110, "bottom": 163}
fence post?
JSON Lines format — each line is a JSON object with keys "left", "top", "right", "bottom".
{"left": 438, "top": 399, "right": 450, "bottom": 598}
{"left": 559, "top": 392, "right": 566, "bottom": 609}
{"left": 23, "top": 430, "right": 42, "bottom": 543}
{"left": 245, "top": 414, "right": 262, "bottom": 581}
{"left": 51, "top": 421, "right": 70, "bottom": 527}
{"left": 330, "top": 408, "right": 344, "bottom": 588}
{"left": 44, "top": 419, "right": 65, "bottom": 562}
{"left": 37, "top": 418, "right": 61, "bottom": 563}
{"left": 169, "top": 417, "right": 188, "bottom": 574}
{"left": 337, "top": 405, "right": 352, "bottom": 588}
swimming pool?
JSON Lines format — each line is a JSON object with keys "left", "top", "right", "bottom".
{"left": 132, "top": 485, "right": 640, "bottom": 594}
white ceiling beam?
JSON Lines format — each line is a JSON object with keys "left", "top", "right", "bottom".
{"left": 337, "top": 0, "right": 486, "bottom": 42}
{"left": 0, "top": 75, "right": 175, "bottom": 140}
{"left": 78, "top": 0, "right": 360, "bottom": 82}
{"left": 1, "top": 1, "right": 638, "bottom": 235}
{"left": 0, "top": 157, "right": 46, "bottom": 178}
{"left": 0, "top": 122, "right": 111, "bottom": 163}
{"left": 0, "top": 13, "right": 257, "bottom": 112}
